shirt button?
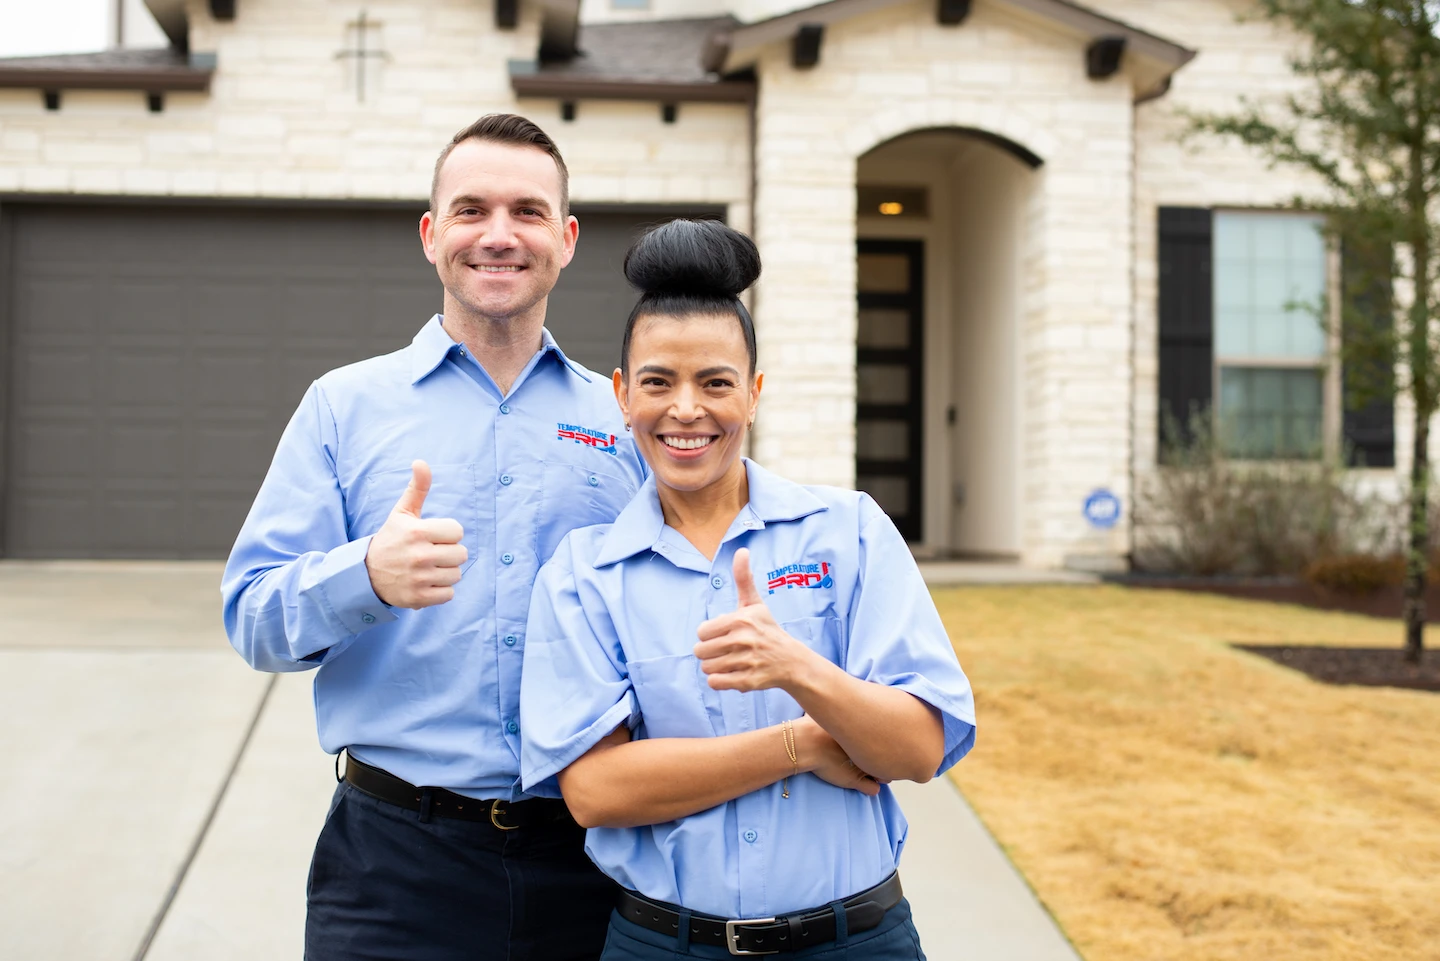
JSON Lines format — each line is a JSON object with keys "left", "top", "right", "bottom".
{"left": 500, "top": 474, "right": 513, "bottom": 486}
{"left": 501, "top": 552, "right": 514, "bottom": 565}
{"left": 588, "top": 475, "right": 599, "bottom": 487}
{"left": 711, "top": 575, "right": 725, "bottom": 589}
{"left": 506, "top": 719, "right": 519, "bottom": 735}
{"left": 361, "top": 612, "right": 376, "bottom": 624}
{"left": 499, "top": 404, "right": 511, "bottom": 415}
{"left": 503, "top": 634, "right": 518, "bottom": 647}
{"left": 743, "top": 829, "right": 758, "bottom": 843}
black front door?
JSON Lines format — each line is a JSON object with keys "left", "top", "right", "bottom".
{"left": 855, "top": 240, "right": 924, "bottom": 541}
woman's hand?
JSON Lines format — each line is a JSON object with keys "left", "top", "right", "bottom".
{"left": 695, "top": 549, "right": 821, "bottom": 692}
{"left": 791, "top": 715, "right": 882, "bottom": 797}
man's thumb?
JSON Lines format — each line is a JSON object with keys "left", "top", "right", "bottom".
{"left": 392, "top": 460, "right": 431, "bottom": 517}
{"left": 733, "top": 548, "right": 763, "bottom": 607}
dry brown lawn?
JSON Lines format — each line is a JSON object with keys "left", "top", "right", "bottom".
{"left": 936, "top": 586, "right": 1440, "bottom": 961}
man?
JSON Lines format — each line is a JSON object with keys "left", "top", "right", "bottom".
{"left": 222, "top": 114, "right": 645, "bottom": 961}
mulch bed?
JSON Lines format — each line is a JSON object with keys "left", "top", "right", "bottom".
{"left": 1234, "top": 645, "right": 1440, "bottom": 692}
{"left": 1110, "top": 575, "right": 1440, "bottom": 622}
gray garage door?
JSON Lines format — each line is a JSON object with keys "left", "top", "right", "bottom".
{"left": 1, "top": 202, "right": 718, "bottom": 558}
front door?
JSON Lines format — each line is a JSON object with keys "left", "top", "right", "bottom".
{"left": 855, "top": 240, "right": 924, "bottom": 541}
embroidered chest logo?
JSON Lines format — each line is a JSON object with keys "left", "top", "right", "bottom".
{"left": 557, "top": 422, "right": 618, "bottom": 456}
{"left": 766, "top": 562, "right": 833, "bottom": 593}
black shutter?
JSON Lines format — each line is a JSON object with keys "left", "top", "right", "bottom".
{"left": 1341, "top": 236, "right": 1396, "bottom": 467}
{"left": 1157, "top": 207, "right": 1214, "bottom": 457}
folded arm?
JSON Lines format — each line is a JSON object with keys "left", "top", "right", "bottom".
{"left": 557, "top": 714, "right": 878, "bottom": 829}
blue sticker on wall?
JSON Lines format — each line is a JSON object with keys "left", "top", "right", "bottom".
{"left": 1083, "top": 489, "right": 1122, "bottom": 530}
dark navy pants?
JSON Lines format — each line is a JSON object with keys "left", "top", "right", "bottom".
{"left": 598, "top": 898, "right": 927, "bottom": 960}
{"left": 306, "top": 782, "right": 618, "bottom": 961}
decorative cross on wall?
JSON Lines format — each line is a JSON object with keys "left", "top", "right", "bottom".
{"left": 335, "top": 10, "right": 388, "bottom": 102}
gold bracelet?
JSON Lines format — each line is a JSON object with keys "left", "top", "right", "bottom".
{"left": 781, "top": 720, "right": 799, "bottom": 799}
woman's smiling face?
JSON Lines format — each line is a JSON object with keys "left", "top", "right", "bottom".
{"left": 614, "top": 313, "right": 762, "bottom": 495}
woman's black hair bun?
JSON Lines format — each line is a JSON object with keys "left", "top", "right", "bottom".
{"left": 623, "top": 219, "right": 761, "bottom": 299}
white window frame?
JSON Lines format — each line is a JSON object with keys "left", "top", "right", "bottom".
{"left": 1211, "top": 208, "right": 1341, "bottom": 462}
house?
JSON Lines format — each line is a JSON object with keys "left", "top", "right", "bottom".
{"left": 0, "top": 0, "right": 1392, "bottom": 568}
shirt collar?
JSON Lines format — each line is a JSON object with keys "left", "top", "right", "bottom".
{"left": 593, "top": 458, "right": 828, "bottom": 568}
{"left": 409, "top": 315, "right": 593, "bottom": 384}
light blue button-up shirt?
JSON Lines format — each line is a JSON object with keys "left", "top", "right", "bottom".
{"left": 222, "top": 316, "right": 645, "bottom": 799}
{"left": 520, "top": 459, "right": 975, "bottom": 918}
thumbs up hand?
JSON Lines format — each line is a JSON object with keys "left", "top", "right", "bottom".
{"left": 365, "top": 460, "right": 468, "bottom": 609}
{"left": 695, "top": 548, "right": 818, "bottom": 693}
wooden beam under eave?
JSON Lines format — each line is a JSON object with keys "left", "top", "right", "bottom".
{"left": 0, "top": 68, "right": 213, "bottom": 92}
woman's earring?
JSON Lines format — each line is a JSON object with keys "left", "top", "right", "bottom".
{"left": 624, "top": 422, "right": 632, "bottom": 432}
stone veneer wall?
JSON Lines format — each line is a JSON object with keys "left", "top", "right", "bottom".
{"left": 0, "top": 0, "right": 750, "bottom": 221}
{"left": 749, "top": 0, "right": 1136, "bottom": 567}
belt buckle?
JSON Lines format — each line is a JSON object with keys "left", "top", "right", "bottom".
{"left": 725, "top": 917, "right": 779, "bottom": 956}
{"left": 489, "top": 799, "right": 520, "bottom": 831}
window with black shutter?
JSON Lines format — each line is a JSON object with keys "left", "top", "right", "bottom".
{"left": 1157, "top": 207, "right": 1214, "bottom": 458}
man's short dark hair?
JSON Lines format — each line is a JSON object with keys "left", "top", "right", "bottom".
{"left": 429, "top": 113, "right": 570, "bottom": 217}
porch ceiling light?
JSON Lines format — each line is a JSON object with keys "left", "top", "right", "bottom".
{"left": 858, "top": 186, "right": 928, "bottom": 219}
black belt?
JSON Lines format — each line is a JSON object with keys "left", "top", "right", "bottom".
{"left": 617, "top": 872, "right": 903, "bottom": 956}
{"left": 342, "top": 754, "right": 573, "bottom": 829}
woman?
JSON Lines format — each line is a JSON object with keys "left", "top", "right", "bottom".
{"left": 519, "top": 219, "right": 974, "bottom": 959}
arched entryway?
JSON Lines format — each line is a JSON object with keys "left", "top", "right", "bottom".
{"left": 855, "top": 128, "right": 1041, "bottom": 557}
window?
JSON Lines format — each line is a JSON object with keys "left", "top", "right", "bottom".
{"left": 611, "top": 0, "right": 649, "bottom": 8}
{"left": 1159, "top": 207, "right": 1395, "bottom": 466}
{"left": 1212, "top": 211, "right": 1328, "bottom": 459}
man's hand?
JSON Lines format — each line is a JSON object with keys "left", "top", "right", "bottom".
{"left": 365, "top": 460, "right": 467, "bottom": 609}
{"left": 791, "top": 715, "right": 882, "bottom": 797}
{"left": 695, "top": 548, "right": 819, "bottom": 692}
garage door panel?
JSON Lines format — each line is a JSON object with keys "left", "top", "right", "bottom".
{"left": 15, "top": 423, "right": 95, "bottom": 478}
{"left": 103, "top": 497, "right": 178, "bottom": 552}
{"left": 16, "top": 352, "right": 94, "bottom": 405}
{"left": 192, "top": 427, "right": 279, "bottom": 480}
{"left": 112, "top": 352, "right": 186, "bottom": 406}
{"left": 105, "top": 426, "right": 181, "bottom": 479}
{"left": 8, "top": 494, "right": 94, "bottom": 552}
{"left": 16, "top": 278, "right": 99, "bottom": 338}
{"left": 193, "top": 356, "right": 270, "bottom": 409}
{"left": 109, "top": 280, "right": 194, "bottom": 335}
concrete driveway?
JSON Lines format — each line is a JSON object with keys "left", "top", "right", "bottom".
{"left": 0, "top": 561, "right": 1079, "bottom": 961}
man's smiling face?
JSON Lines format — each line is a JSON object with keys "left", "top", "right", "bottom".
{"left": 420, "top": 139, "right": 578, "bottom": 324}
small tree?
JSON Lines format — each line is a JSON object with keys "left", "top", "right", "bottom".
{"left": 1191, "top": 0, "right": 1440, "bottom": 663}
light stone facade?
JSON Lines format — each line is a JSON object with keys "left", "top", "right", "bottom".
{"left": 0, "top": 0, "right": 1371, "bottom": 567}
{"left": 0, "top": 1, "right": 751, "bottom": 214}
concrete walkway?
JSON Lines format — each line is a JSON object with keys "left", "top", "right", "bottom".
{"left": 916, "top": 561, "right": 1099, "bottom": 587}
{"left": 0, "top": 561, "right": 1080, "bottom": 961}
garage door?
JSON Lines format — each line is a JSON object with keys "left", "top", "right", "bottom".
{"left": 1, "top": 202, "right": 718, "bottom": 558}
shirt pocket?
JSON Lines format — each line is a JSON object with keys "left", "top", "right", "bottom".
{"left": 628, "top": 653, "right": 717, "bottom": 740}
{"left": 355, "top": 463, "right": 479, "bottom": 575}
{"left": 537, "top": 460, "right": 638, "bottom": 563}
{"left": 779, "top": 616, "right": 846, "bottom": 669}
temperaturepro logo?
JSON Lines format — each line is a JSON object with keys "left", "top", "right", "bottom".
{"left": 557, "top": 422, "right": 618, "bottom": 456}
{"left": 766, "top": 562, "right": 833, "bottom": 593}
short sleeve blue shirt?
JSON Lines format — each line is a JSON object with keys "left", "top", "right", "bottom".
{"left": 520, "top": 459, "right": 975, "bottom": 919}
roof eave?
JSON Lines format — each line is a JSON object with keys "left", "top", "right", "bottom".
{"left": 0, "top": 66, "right": 213, "bottom": 92}
{"left": 713, "top": 0, "right": 1196, "bottom": 100}
{"left": 511, "top": 72, "right": 755, "bottom": 104}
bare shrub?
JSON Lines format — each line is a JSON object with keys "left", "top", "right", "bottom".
{"left": 1135, "top": 412, "right": 1396, "bottom": 576}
